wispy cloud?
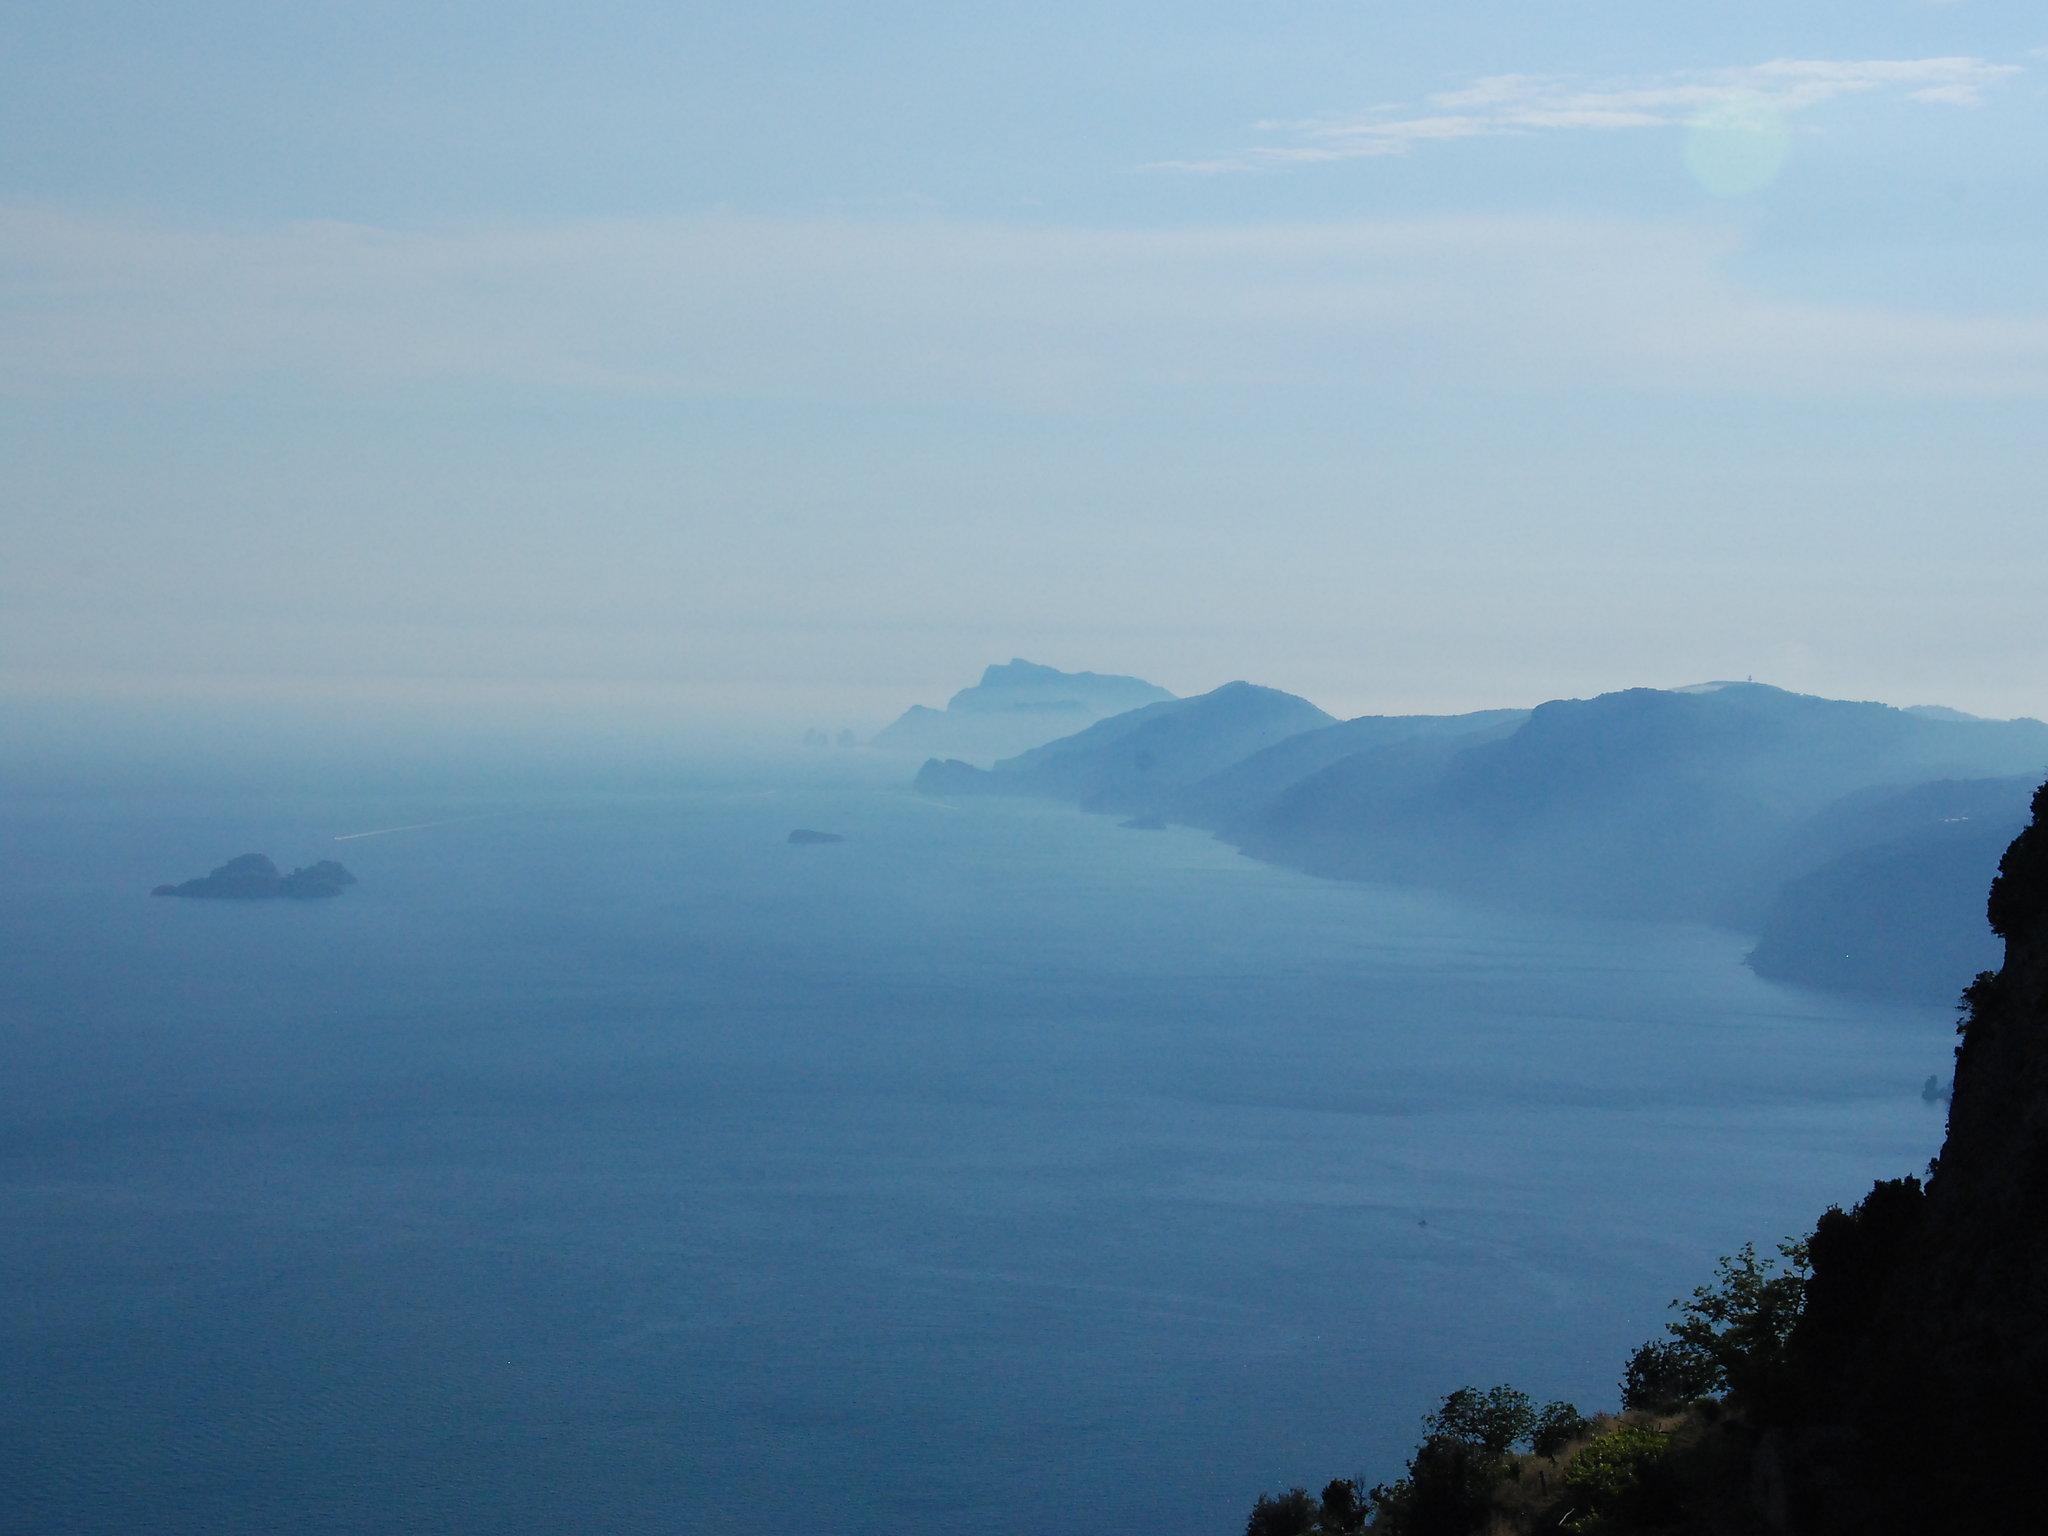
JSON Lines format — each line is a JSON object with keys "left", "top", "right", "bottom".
{"left": 1154, "top": 55, "right": 2023, "bottom": 172}
{"left": 3, "top": 205, "right": 2047, "bottom": 407}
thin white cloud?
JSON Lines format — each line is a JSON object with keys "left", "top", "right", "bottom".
{"left": 1155, "top": 55, "right": 2023, "bottom": 172}
{"left": 2, "top": 205, "right": 2047, "bottom": 408}
{"left": 1910, "top": 83, "right": 1991, "bottom": 104}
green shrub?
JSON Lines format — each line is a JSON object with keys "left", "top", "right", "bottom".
{"left": 1562, "top": 1426, "right": 1675, "bottom": 1529}
{"left": 1567, "top": 1426, "right": 1669, "bottom": 1499}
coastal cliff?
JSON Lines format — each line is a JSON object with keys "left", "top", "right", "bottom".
{"left": 1242, "top": 780, "right": 2048, "bottom": 1534}
{"left": 1785, "top": 778, "right": 2048, "bottom": 1532}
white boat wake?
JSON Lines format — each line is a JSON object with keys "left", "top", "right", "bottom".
{"left": 332, "top": 816, "right": 490, "bottom": 842}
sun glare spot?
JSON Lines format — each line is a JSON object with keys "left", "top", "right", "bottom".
{"left": 1683, "top": 94, "right": 1792, "bottom": 196}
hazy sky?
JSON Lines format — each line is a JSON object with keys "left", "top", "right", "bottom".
{"left": 5, "top": 2, "right": 2046, "bottom": 734}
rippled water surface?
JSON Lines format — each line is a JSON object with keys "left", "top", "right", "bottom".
{"left": 0, "top": 767, "right": 1952, "bottom": 1533}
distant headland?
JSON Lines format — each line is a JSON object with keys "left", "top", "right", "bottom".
{"left": 870, "top": 659, "right": 1173, "bottom": 765}
{"left": 151, "top": 854, "right": 358, "bottom": 900}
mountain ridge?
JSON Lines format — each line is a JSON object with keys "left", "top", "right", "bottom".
{"left": 909, "top": 676, "right": 2048, "bottom": 1000}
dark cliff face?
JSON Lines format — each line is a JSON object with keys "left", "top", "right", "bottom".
{"left": 1928, "top": 783, "right": 2048, "bottom": 1261}
{"left": 1985, "top": 780, "right": 2048, "bottom": 945}
{"left": 1890, "top": 780, "right": 2048, "bottom": 1520}
{"left": 1786, "top": 778, "right": 2048, "bottom": 1534}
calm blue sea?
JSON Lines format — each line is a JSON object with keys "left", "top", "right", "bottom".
{"left": 0, "top": 763, "right": 1952, "bottom": 1533}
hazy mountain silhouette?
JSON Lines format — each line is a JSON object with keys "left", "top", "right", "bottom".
{"left": 914, "top": 681, "right": 1334, "bottom": 816}
{"left": 912, "top": 677, "right": 2048, "bottom": 999}
{"left": 872, "top": 659, "right": 1173, "bottom": 765}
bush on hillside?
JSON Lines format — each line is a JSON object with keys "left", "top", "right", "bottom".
{"left": 1562, "top": 1426, "right": 1677, "bottom": 1530}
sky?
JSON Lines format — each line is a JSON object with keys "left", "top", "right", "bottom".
{"left": 4, "top": 1, "right": 2047, "bottom": 739}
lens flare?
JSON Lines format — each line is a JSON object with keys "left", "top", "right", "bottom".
{"left": 1683, "top": 93, "right": 1792, "bottom": 197}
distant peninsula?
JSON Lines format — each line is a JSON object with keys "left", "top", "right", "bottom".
{"left": 787, "top": 828, "right": 845, "bottom": 845}
{"left": 151, "top": 853, "right": 358, "bottom": 900}
{"left": 870, "top": 659, "right": 1173, "bottom": 765}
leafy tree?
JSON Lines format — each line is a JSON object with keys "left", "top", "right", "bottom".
{"left": 1368, "top": 1435, "right": 1501, "bottom": 1536}
{"left": 1242, "top": 1479, "right": 1367, "bottom": 1536}
{"left": 1316, "top": 1478, "right": 1366, "bottom": 1536}
{"left": 1621, "top": 1239, "right": 1811, "bottom": 1413}
{"left": 1621, "top": 1337, "right": 1719, "bottom": 1411}
{"left": 1360, "top": 1386, "right": 1542, "bottom": 1534}
{"left": 1668, "top": 1239, "right": 1809, "bottom": 1410}
{"left": 1245, "top": 1487, "right": 1320, "bottom": 1536}
{"left": 1530, "top": 1399, "right": 1589, "bottom": 1458}
{"left": 1424, "top": 1383, "right": 1537, "bottom": 1456}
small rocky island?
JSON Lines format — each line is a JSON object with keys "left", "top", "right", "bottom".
{"left": 151, "top": 853, "right": 358, "bottom": 900}
{"left": 786, "top": 829, "right": 845, "bottom": 845}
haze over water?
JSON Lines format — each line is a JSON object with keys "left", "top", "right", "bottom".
{"left": 0, "top": 762, "right": 1948, "bottom": 1534}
